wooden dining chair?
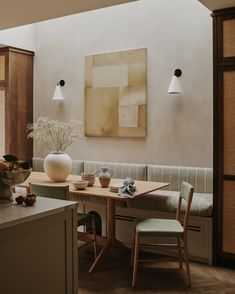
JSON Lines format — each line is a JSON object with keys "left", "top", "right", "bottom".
{"left": 29, "top": 182, "right": 97, "bottom": 260}
{"left": 131, "top": 181, "right": 194, "bottom": 287}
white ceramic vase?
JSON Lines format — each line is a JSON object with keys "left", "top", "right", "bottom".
{"left": 44, "top": 152, "right": 72, "bottom": 182}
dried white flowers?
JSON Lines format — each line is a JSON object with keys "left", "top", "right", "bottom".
{"left": 27, "top": 117, "right": 82, "bottom": 152}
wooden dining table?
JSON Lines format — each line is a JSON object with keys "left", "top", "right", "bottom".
{"left": 21, "top": 171, "right": 169, "bottom": 272}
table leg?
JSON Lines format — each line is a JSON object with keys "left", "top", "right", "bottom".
{"left": 89, "top": 198, "right": 127, "bottom": 273}
{"left": 107, "top": 198, "right": 115, "bottom": 243}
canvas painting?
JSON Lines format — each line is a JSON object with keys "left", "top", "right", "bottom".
{"left": 85, "top": 48, "right": 147, "bottom": 137}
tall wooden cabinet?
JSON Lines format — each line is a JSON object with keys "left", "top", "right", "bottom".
{"left": 213, "top": 8, "right": 235, "bottom": 266}
{"left": 0, "top": 46, "right": 34, "bottom": 162}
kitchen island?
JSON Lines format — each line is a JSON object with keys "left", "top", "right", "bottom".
{"left": 0, "top": 196, "right": 78, "bottom": 294}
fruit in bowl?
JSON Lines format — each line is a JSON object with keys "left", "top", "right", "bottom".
{"left": 0, "top": 154, "right": 31, "bottom": 203}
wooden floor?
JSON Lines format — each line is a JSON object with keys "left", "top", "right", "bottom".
{"left": 78, "top": 249, "right": 235, "bottom": 294}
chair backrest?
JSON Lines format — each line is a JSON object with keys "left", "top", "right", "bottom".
{"left": 176, "top": 181, "right": 194, "bottom": 234}
{"left": 29, "top": 183, "right": 69, "bottom": 200}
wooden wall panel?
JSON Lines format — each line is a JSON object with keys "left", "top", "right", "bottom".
{"left": 2, "top": 47, "right": 34, "bottom": 162}
{"left": 223, "top": 19, "right": 235, "bottom": 57}
{"left": 213, "top": 7, "right": 235, "bottom": 266}
{"left": 223, "top": 180, "right": 235, "bottom": 254}
{"left": 0, "top": 89, "right": 5, "bottom": 156}
{"left": 0, "top": 55, "right": 5, "bottom": 81}
{"left": 8, "top": 50, "right": 33, "bottom": 161}
{"left": 223, "top": 71, "right": 235, "bottom": 175}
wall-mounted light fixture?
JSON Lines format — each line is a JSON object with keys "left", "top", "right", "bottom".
{"left": 52, "top": 80, "right": 65, "bottom": 101}
{"left": 168, "top": 69, "right": 182, "bottom": 94}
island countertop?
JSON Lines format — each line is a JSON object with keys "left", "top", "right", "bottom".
{"left": 0, "top": 196, "right": 78, "bottom": 230}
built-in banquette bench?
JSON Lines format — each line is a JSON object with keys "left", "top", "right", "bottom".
{"left": 32, "top": 158, "right": 213, "bottom": 264}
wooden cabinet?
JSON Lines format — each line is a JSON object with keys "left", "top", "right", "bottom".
{"left": 0, "top": 46, "right": 34, "bottom": 162}
{"left": 213, "top": 8, "right": 235, "bottom": 266}
{"left": 0, "top": 197, "right": 78, "bottom": 294}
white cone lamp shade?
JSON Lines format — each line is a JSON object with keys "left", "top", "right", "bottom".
{"left": 52, "top": 80, "right": 65, "bottom": 101}
{"left": 168, "top": 69, "right": 182, "bottom": 94}
{"left": 52, "top": 85, "right": 64, "bottom": 100}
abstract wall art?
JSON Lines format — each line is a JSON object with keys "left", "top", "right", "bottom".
{"left": 85, "top": 48, "right": 147, "bottom": 137}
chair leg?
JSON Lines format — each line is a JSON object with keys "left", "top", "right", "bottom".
{"left": 92, "top": 217, "right": 97, "bottom": 259}
{"left": 130, "top": 229, "right": 136, "bottom": 267}
{"left": 132, "top": 232, "right": 140, "bottom": 287}
{"left": 183, "top": 240, "right": 191, "bottom": 286}
{"left": 177, "top": 237, "right": 182, "bottom": 269}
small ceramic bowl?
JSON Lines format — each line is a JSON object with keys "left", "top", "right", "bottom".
{"left": 72, "top": 180, "right": 88, "bottom": 190}
{"left": 81, "top": 173, "right": 96, "bottom": 187}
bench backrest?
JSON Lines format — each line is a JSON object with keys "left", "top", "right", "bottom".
{"left": 147, "top": 165, "right": 213, "bottom": 193}
{"left": 32, "top": 157, "right": 84, "bottom": 175}
{"left": 84, "top": 160, "right": 147, "bottom": 181}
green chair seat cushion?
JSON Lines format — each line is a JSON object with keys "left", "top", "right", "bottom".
{"left": 77, "top": 213, "right": 94, "bottom": 226}
{"left": 135, "top": 218, "right": 183, "bottom": 237}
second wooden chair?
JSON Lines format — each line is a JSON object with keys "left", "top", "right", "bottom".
{"left": 29, "top": 182, "right": 97, "bottom": 261}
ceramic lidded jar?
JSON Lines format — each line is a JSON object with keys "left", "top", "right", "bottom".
{"left": 98, "top": 167, "right": 113, "bottom": 188}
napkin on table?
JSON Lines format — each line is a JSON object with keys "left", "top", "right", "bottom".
{"left": 118, "top": 177, "right": 136, "bottom": 198}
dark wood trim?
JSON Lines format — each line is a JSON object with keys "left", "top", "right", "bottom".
{"left": 216, "top": 256, "right": 235, "bottom": 268}
{"left": 0, "top": 46, "right": 34, "bottom": 56}
{"left": 223, "top": 175, "right": 235, "bottom": 180}
{"left": 212, "top": 7, "right": 235, "bottom": 17}
{"left": 213, "top": 14, "right": 219, "bottom": 265}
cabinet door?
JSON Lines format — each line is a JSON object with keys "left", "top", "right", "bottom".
{"left": 216, "top": 67, "right": 235, "bottom": 263}
{"left": 0, "top": 88, "right": 5, "bottom": 155}
{"left": 223, "top": 70, "right": 235, "bottom": 175}
{"left": 223, "top": 69, "right": 235, "bottom": 256}
{"left": 216, "top": 14, "right": 235, "bottom": 63}
{"left": 213, "top": 9, "right": 235, "bottom": 267}
{"left": 0, "top": 53, "right": 6, "bottom": 83}
{"left": 223, "top": 18, "right": 235, "bottom": 58}
{"left": 5, "top": 49, "right": 33, "bottom": 162}
{"left": 223, "top": 180, "right": 235, "bottom": 254}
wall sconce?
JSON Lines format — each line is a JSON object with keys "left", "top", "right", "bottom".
{"left": 52, "top": 80, "right": 65, "bottom": 101}
{"left": 168, "top": 69, "right": 182, "bottom": 94}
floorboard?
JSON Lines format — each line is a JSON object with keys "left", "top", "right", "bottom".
{"left": 78, "top": 249, "right": 235, "bottom": 294}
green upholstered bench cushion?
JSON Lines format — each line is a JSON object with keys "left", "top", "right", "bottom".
{"left": 147, "top": 165, "right": 213, "bottom": 193}
{"left": 127, "top": 190, "right": 213, "bottom": 217}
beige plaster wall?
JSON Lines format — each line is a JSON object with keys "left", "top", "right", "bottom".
{"left": 0, "top": 25, "right": 35, "bottom": 51}
{"left": 3, "top": 0, "right": 213, "bottom": 167}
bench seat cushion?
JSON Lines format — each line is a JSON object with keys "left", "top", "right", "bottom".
{"left": 126, "top": 190, "right": 213, "bottom": 217}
